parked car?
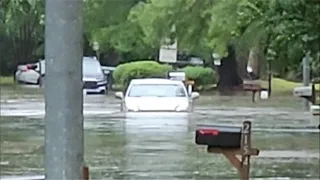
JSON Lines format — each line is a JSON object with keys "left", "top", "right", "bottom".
{"left": 15, "top": 57, "right": 108, "bottom": 94}
{"left": 15, "top": 61, "right": 45, "bottom": 85}
{"left": 114, "top": 78, "right": 200, "bottom": 112}
{"left": 82, "top": 57, "right": 108, "bottom": 94}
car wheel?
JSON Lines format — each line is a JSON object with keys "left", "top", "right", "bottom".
{"left": 100, "top": 90, "right": 107, "bottom": 95}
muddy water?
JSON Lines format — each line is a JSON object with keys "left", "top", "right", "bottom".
{"left": 0, "top": 87, "right": 319, "bottom": 179}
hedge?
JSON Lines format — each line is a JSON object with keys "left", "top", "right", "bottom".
{"left": 112, "top": 61, "right": 172, "bottom": 88}
{"left": 181, "top": 66, "right": 216, "bottom": 87}
{"left": 113, "top": 61, "right": 216, "bottom": 90}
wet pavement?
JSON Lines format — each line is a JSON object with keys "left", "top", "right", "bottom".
{"left": 0, "top": 86, "right": 319, "bottom": 179}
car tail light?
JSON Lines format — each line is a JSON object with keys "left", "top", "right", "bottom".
{"left": 22, "top": 64, "right": 37, "bottom": 72}
{"left": 21, "top": 66, "right": 30, "bottom": 72}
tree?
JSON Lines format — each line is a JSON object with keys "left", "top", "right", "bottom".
{"left": 226, "top": 0, "right": 320, "bottom": 80}
{"left": 84, "top": 0, "right": 152, "bottom": 65}
{"left": 129, "top": 0, "right": 244, "bottom": 92}
{"left": 0, "top": 0, "right": 44, "bottom": 75}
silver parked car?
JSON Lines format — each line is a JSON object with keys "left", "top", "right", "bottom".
{"left": 115, "top": 78, "right": 200, "bottom": 112}
{"left": 82, "top": 57, "right": 107, "bottom": 94}
{"left": 15, "top": 57, "right": 108, "bottom": 94}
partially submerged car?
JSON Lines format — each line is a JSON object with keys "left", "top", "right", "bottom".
{"left": 15, "top": 57, "right": 108, "bottom": 94}
{"left": 82, "top": 57, "right": 107, "bottom": 94}
{"left": 114, "top": 78, "right": 200, "bottom": 112}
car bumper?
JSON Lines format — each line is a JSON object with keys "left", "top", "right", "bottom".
{"left": 124, "top": 112, "right": 190, "bottom": 132}
{"left": 84, "top": 85, "right": 106, "bottom": 93}
{"left": 83, "top": 80, "right": 107, "bottom": 93}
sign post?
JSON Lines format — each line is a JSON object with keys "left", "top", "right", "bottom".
{"left": 93, "top": 41, "right": 100, "bottom": 61}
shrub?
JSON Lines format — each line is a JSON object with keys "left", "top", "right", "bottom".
{"left": 113, "top": 61, "right": 172, "bottom": 88}
{"left": 181, "top": 66, "right": 216, "bottom": 87}
{"left": 113, "top": 61, "right": 217, "bottom": 91}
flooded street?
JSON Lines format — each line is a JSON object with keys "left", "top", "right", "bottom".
{"left": 0, "top": 87, "right": 319, "bottom": 179}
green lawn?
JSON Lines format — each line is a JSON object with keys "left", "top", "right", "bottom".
{"left": 0, "top": 76, "right": 15, "bottom": 86}
{"left": 1, "top": 76, "right": 319, "bottom": 101}
{"left": 262, "top": 78, "right": 319, "bottom": 93}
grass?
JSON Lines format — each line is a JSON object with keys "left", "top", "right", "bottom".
{"left": 0, "top": 76, "right": 15, "bottom": 86}
{"left": 261, "top": 78, "right": 301, "bottom": 94}
{"left": 261, "top": 78, "right": 320, "bottom": 94}
{"left": 1, "top": 76, "right": 319, "bottom": 99}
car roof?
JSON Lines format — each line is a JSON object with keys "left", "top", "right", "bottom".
{"left": 83, "top": 56, "right": 99, "bottom": 62}
{"left": 130, "top": 78, "right": 184, "bottom": 85}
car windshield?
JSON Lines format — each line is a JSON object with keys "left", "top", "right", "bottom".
{"left": 83, "top": 60, "right": 102, "bottom": 75}
{"left": 128, "top": 84, "right": 187, "bottom": 97}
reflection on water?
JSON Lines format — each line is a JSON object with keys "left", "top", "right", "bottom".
{"left": 1, "top": 112, "right": 319, "bottom": 179}
{"left": 0, "top": 93, "right": 319, "bottom": 179}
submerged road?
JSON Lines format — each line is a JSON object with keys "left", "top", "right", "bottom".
{"left": 0, "top": 89, "right": 319, "bottom": 179}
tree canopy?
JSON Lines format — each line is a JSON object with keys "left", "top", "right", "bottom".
{"left": 1, "top": 0, "right": 319, "bottom": 79}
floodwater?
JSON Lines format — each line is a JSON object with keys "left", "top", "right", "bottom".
{"left": 0, "top": 86, "right": 319, "bottom": 179}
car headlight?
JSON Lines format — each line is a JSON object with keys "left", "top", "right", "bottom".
{"left": 97, "top": 76, "right": 106, "bottom": 82}
{"left": 175, "top": 103, "right": 189, "bottom": 112}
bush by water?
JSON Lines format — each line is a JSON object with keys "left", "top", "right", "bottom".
{"left": 112, "top": 61, "right": 217, "bottom": 90}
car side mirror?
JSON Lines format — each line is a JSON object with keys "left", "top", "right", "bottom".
{"left": 115, "top": 91, "right": 124, "bottom": 99}
{"left": 102, "top": 69, "right": 110, "bottom": 75}
{"left": 191, "top": 92, "right": 200, "bottom": 99}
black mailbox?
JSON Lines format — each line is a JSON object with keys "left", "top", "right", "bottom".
{"left": 195, "top": 125, "right": 242, "bottom": 148}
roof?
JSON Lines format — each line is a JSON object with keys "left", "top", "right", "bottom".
{"left": 130, "top": 78, "right": 184, "bottom": 85}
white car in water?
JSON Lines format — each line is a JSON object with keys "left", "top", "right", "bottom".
{"left": 15, "top": 57, "right": 108, "bottom": 94}
{"left": 15, "top": 60, "right": 45, "bottom": 85}
{"left": 114, "top": 78, "right": 200, "bottom": 112}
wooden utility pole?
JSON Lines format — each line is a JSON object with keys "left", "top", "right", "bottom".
{"left": 44, "top": 0, "right": 84, "bottom": 179}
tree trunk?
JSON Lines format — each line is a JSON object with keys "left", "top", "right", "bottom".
{"left": 104, "top": 48, "right": 121, "bottom": 66}
{"left": 216, "top": 45, "right": 243, "bottom": 95}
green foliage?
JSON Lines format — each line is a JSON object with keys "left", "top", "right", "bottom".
{"left": 2, "top": 0, "right": 320, "bottom": 81}
{"left": 113, "top": 61, "right": 217, "bottom": 90}
{"left": 112, "top": 61, "right": 172, "bottom": 87}
{"left": 233, "top": 0, "right": 320, "bottom": 77}
{"left": 182, "top": 66, "right": 216, "bottom": 86}
{"left": 0, "top": 0, "right": 44, "bottom": 75}
{"left": 84, "top": 0, "right": 153, "bottom": 58}
{"left": 128, "top": 0, "right": 219, "bottom": 56}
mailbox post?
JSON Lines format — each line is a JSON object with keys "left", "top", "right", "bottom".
{"left": 240, "top": 121, "right": 252, "bottom": 179}
{"left": 243, "top": 80, "right": 262, "bottom": 102}
{"left": 195, "top": 121, "right": 259, "bottom": 180}
{"left": 293, "top": 86, "right": 315, "bottom": 107}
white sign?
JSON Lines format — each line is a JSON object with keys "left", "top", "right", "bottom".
{"left": 159, "top": 39, "right": 177, "bottom": 63}
{"left": 93, "top": 41, "right": 99, "bottom": 51}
